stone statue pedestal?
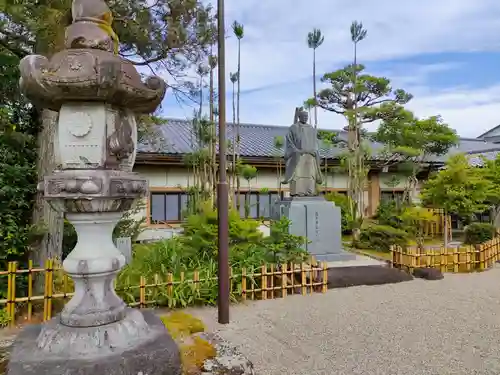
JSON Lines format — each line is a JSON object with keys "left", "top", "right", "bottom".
{"left": 273, "top": 196, "right": 356, "bottom": 262}
{"left": 7, "top": 310, "right": 180, "bottom": 375}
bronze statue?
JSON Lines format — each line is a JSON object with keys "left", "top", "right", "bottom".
{"left": 282, "top": 107, "right": 323, "bottom": 196}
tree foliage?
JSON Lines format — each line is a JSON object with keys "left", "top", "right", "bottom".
{"left": 0, "top": 0, "right": 216, "bottom": 100}
{"left": 373, "top": 105, "right": 458, "bottom": 163}
{"left": 477, "top": 154, "right": 500, "bottom": 227}
{"left": 0, "top": 47, "right": 39, "bottom": 265}
{"left": 306, "top": 64, "right": 412, "bottom": 123}
{"left": 373, "top": 105, "right": 458, "bottom": 203}
{"left": 420, "top": 154, "right": 489, "bottom": 219}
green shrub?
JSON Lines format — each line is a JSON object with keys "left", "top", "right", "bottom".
{"left": 358, "top": 224, "right": 409, "bottom": 252}
{"left": 464, "top": 222, "right": 495, "bottom": 245}
{"left": 117, "top": 203, "right": 308, "bottom": 308}
{"left": 324, "top": 192, "right": 353, "bottom": 233}
{"left": 0, "top": 308, "right": 10, "bottom": 328}
{"left": 262, "top": 217, "right": 308, "bottom": 264}
{"left": 374, "top": 200, "right": 405, "bottom": 229}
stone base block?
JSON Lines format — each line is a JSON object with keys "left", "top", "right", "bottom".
{"left": 7, "top": 309, "right": 181, "bottom": 375}
{"left": 272, "top": 196, "right": 356, "bottom": 262}
{"left": 315, "top": 252, "right": 357, "bottom": 262}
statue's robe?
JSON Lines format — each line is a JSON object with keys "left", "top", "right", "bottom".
{"left": 282, "top": 122, "right": 323, "bottom": 196}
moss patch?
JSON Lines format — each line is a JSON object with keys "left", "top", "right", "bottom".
{"left": 161, "top": 311, "right": 206, "bottom": 339}
{"left": 180, "top": 336, "right": 217, "bottom": 375}
{"left": 161, "top": 312, "right": 215, "bottom": 375}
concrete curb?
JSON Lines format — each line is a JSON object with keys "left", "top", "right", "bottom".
{"left": 346, "top": 248, "right": 392, "bottom": 266}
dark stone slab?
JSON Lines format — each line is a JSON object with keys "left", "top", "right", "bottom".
{"left": 413, "top": 267, "right": 444, "bottom": 280}
{"left": 327, "top": 266, "right": 413, "bottom": 289}
{"left": 7, "top": 310, "right": 181, "bottom": 375}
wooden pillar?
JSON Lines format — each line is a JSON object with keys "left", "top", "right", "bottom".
{"left": 368, "top": 172, "right": 380, "bottom": 217}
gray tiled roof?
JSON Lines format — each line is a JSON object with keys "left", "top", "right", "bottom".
{"left": 138, "top": 118, "right": 499, "bottom": 163}
{"left": 467, "top": 148, "right": 500, "bottom": 167}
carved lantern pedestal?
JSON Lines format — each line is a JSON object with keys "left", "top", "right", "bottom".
{"left": 7, "top": 1, "right": 182, "bottom": 374}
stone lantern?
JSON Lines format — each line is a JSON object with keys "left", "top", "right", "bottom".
{"left": 7, "top": 0, "right": 182, "bottom": 374}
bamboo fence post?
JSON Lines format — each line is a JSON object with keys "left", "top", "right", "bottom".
{"left": 281, "top": 264, "right": 287, "bottom": 298}
{"left": 193, "top": 270, "right": 200, "bottom": 293}
{"left": 261, "top": 265, "right": 267, "bottom": 300}
{"left": 153, "top": 274, "right": 159, "bottom": 303}
{"left": 453, "top": 247, "right": 459, "bottom": 273}
{"left": 466, "top": 246, "right": 471, "bottom": 272}
{"left": 479, "top": 244, "right": 485, "bottom": 271}
{"left": 306, "top": 264, "right": 316, "bottom": 294}
{"left": 269, "top": 264, "right": 274, "bottom": 299}
{"left": 439, "top": 247, "right": 445, "bottom": 273}
{"left": 409, "top": 247, "right": 416, "bottom": 274}
{"left": 139, "top": 275, "right": 146, "bottom": 308}
{"left": 43, "top": 259, "right": 54, "bottom": 321}
{"left": 11, "top": 262, "right": 17, "bottom": 325}
{"left": 7, "top": 262, "right": 15, "bottom": 326}
{"left": 27, "top": 259, "right": 33, "bottom": 321}
{"left": 167, "top": 273, "right": 173, "bottom": 297}
{"left": 322, "top": 262, "right": 328, "bottom": 293}
{"left": 300, "top": 263, "right": 306, "bottom": 295}
{"left": 241, "top": 268, "right": 246, "bottom": 301}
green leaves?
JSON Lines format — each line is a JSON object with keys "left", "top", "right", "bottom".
{"left": 0, "top": 104, "right": 38, "bottom": 261}
{"left": 373, "top": 107, "right": 458, "bottom": 159}
{"left": 350, "top": 21, "right": 367, "bottom": 44}
{"left": 477, "top": 153, "right": 500, "bottom": 207}
{"left": 420, "top": 154, "right": 489, "bottom": 217}
{"left": 241, "top": 164, "right": 257, "bottom": 183}
{"left": 117, "top": 206, "right": 308, "bottom": 308}
{"left": 317, "top": 129, "right": 341, "bottom": 147}
{"left": 313, "top": 64, "right": 413, "bottom": 122}
{"left": 232, "top": 21, "right": 244, "bottom": 40}
{"left": 307, "top": 28, "right": 324, "bottom": 49}
{"left": 273, "top": 135, "right": 284, "bottom": 149}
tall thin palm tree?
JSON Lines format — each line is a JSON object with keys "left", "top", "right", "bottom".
{"left": 307, "top": 28, "right": 324, "bottom": 129}
{"left": 229, "top": 72, "right": 238, "bottom": 206}
{"left": 232, "top": 21, "right": 244, "bottom": 211}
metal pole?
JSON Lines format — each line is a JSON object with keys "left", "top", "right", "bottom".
{"left": 216, "top": 0, "right": 230, "bottom": 324}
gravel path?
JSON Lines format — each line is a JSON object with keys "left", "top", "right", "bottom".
{"left": 188, "top": 267, "right": 500, "bottom": 375}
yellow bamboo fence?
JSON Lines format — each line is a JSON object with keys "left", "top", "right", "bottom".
{"left": 391, "top": 237, "right": 500, "bottom": 274}
{"left": 423, "top": 208, "right": 452, "bottom": 238}
{"left": 0, "top": 258, "right": 328, "bottom": 327}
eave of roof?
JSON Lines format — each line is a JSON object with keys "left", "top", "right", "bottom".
{"left": 137, "top": 118, "right": 498, "bottom": 165}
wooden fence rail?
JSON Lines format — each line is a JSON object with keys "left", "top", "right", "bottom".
{"left": 391, "top": 237, "right": 500, "bottom": 273}
{"left": 0, "top": 259, "right": 328, "bottom": 327}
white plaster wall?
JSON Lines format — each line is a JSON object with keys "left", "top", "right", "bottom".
{"left": 134, "top": 165, "right": 352, "bottom": 191}
{"left": 131, "top": 165, "right": 393, "bottom": 241}
{"left": 379, "top": 173, "right": 408, "bottom": 190}
{"left": 137, "top": 227, "right": 183, "bottom": 242}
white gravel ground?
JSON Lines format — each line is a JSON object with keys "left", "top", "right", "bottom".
{"left": 188, "top": 266, "right": 500, "bottom": 375}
